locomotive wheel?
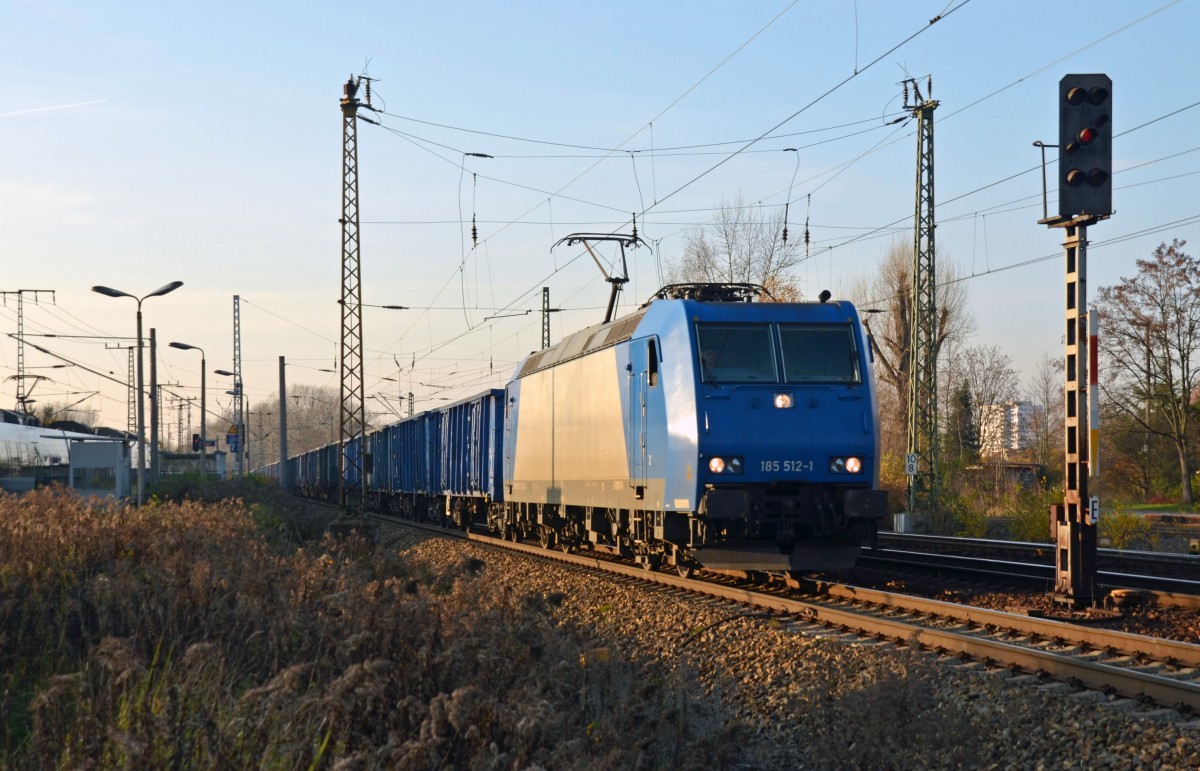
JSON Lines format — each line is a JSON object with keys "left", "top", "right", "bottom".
{"left": 559, "top": 540, "right": 572, "bottom": 554}
{"left": 676, "top": 564, "right": 695, "bottom": 579}
{"left": 538, "top": 528, "right": 552, "bottom": 550}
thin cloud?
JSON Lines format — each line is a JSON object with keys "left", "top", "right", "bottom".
{"left": 0, "top": 100, "right": 106, "bottom": 119}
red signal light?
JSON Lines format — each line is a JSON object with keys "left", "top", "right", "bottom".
{"left": 1077, "top": 127, "right": 1098, "bottom": 144}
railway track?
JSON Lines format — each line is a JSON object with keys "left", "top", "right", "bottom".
{"left": 371, "top": 514, "right": 1200, "bottom": 715}
{"left": 878, "top": 532, "right": 1200, "bottom": 577}
{"left": 869, "top": 533, "right": 1200, "bottom": 610}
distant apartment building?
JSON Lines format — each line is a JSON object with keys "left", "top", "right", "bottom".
{"left": 980, "top": 401, "right": 1043, "bottom": 457}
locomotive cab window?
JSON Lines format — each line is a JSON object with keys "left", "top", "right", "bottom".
{"left": 647, "top": 338, "right": 659, "bottom": 387}
{"left": 779, "top": 324, "right": 860, "bottom": 383}
{"left": 696, "top": 324, "right": 776, "bottom": 383}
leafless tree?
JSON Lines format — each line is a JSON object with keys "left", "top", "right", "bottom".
{"left": 38, "top": 402, "right": 100, "bottom": 428}
{"left": 1023, "top": 352, "right": 1063, "bottom": 471}
{"left": 666, "top": 194, "right": 803, "bottom": 300}
{"left": 847, "top": 235, "right": 974, "bottom": 453}
{"left": 954, "top": 344, "right": 1020, "bottom": 459}
{"left": 1094, "top": 239, "right": 1200, "bottom": 504}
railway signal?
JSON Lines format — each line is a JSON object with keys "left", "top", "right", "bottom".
{"left": 1058, "top": 74, "right": 1112, "bottom": 220}
{"left": 1038, "top": 73, "right": 1113, "bottom": 607}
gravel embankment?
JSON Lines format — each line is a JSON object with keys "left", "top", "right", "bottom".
{"left": 385, "top": 527, "right": 1200, "bottom": 770}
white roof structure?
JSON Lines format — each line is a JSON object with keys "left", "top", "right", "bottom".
{"left": 0, "top": 421, "right": 123, "bottom": 469}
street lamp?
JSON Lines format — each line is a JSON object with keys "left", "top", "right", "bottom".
{"left": 169, "top": 342, "right": 206, "bottom": 479}
{"left": 92, "top": 280, "right": 183, "bottom": 505}
{"left": 214, "top": 368, "right": 243, "bottom": 476}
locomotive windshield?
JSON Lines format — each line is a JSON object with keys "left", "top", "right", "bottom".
{"left": 695, "top": 322, "right": 860, "bottom": 384}
{"left": 696, "top": 324, "right": 777, "bottom": 383}
{"left": 779, "top": 324, "right": 860, "bottom": 383}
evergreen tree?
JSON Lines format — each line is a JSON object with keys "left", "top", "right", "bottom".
{"left": 944, "top": 380, "right": 979, "bottom": 464}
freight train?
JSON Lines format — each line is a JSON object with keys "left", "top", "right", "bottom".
{"left": 262, "top": 282, "right": 887, "bottom": 574}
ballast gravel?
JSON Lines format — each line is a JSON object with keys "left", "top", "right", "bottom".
{"left": 386, "top": 527, "right": 1199, "bottom": 770}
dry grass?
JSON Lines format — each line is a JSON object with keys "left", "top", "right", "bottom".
{"left": 0, "top": 484, "right": 736, "bottom": 769}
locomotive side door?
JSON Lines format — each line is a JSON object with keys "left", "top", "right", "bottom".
{"left": 627, "top": 340, "right": 647, "bottom": 494}
{"left": 503, "top": 384, "right": 514, "bottom": 487}
{"left": 627, "top": 337, "right": 660, "bottom": 496}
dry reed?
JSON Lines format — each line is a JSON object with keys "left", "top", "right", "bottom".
{"left": 1, "top": 483, "right": 735, "bottom": 769}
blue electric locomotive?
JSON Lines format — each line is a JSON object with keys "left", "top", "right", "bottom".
{"left": 496, "top": 283, "right": 886, "bottom": 572}
{"left": 263, "top": 282, "right": 886, "bottom": 574}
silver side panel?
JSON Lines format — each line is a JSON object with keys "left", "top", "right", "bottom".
{"left": 510, "top": 347, "right": 637, "bottom": 506}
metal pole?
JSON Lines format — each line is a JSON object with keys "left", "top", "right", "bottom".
{"left": 1053, "top": 222, "right": 1097, "bottom": 605}
{"left": 135, "top": 308, "right": 146, "bottom": 505}
{"left": 149, "top": 328, "right": 159, "bottom": 482}
{"left": 241, "top": 379, "right": 248, "bottom": 475}
{"left": 200, "top": 357, "right": 207, "bottom": 479}
{"left": 1039, "top": 143, "right": 1048, "bottom": 221}
{"left": 279, "top": 355, "right": 289, "bottom": 490}
{"left": 245, "top": 402, "right": 251, "bottom": 474}
{"left": 1032, "top": 141, "right": 1051, "bottom": 222}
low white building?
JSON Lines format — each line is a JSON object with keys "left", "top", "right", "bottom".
{"left": 0, "top": 421, "right": 131, "bottom": 498}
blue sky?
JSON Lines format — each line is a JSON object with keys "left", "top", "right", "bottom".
{"left": 2, "top": 0, "right": 1198, "bottom": 434}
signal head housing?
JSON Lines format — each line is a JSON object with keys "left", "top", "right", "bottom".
{"left": 1058, "top": 74, "right": 1112, "bottom": 220}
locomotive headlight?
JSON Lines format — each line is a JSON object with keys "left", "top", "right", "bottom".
{"left": 773, "top": 392, "right": 794, "bottom": 409}
{"left": 707, "top": 456, "right": 744, "bottom": 474}
{"left": 829, "top": 456, "right": 864, "bottom": 474}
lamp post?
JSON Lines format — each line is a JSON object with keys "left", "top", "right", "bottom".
{"left": 214, "top": 369, "right": 243, "bottom": 476}
{"left": 169, "top": 342, "right": 206, "bottom": 479}
{"left": 92, "top": 281, "right": 183, "bottom": 505}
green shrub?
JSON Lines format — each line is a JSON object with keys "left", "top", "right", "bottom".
{"left": 1100, "top": 508, "right": 1156, "bottom": 550}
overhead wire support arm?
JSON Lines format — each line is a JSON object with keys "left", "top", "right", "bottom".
{"left": 552, "top": 227, "right": 646, "bottom": 324}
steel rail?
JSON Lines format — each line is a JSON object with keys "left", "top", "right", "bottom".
{"left": 861, "top": 548, "right": 1200, "bottom": 609}
{"left": 878, "top": 532, "right": 1200, "bottom": 570}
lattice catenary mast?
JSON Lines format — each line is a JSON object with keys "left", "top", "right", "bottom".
{"left": 233, "top": 294, "right": 244, "bottom": 477}
{"left": 127, "top": 348, "right": 136, "bottom": 434}
{"left": 338, "top": 75, "right": 377, "bottom": 513}
{"left": 2, "top": 290, "right": 55, "bottom": 411}
{"left": 905, "top": 78, "right": 940, "bottom": 520}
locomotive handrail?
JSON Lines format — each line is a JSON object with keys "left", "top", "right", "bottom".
{"left": 647, "top": 283, "right": 769, "bottom": 303}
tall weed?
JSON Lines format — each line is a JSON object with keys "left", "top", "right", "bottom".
{"left": 1, "top": 486, "right": 735, "bottom": 769}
